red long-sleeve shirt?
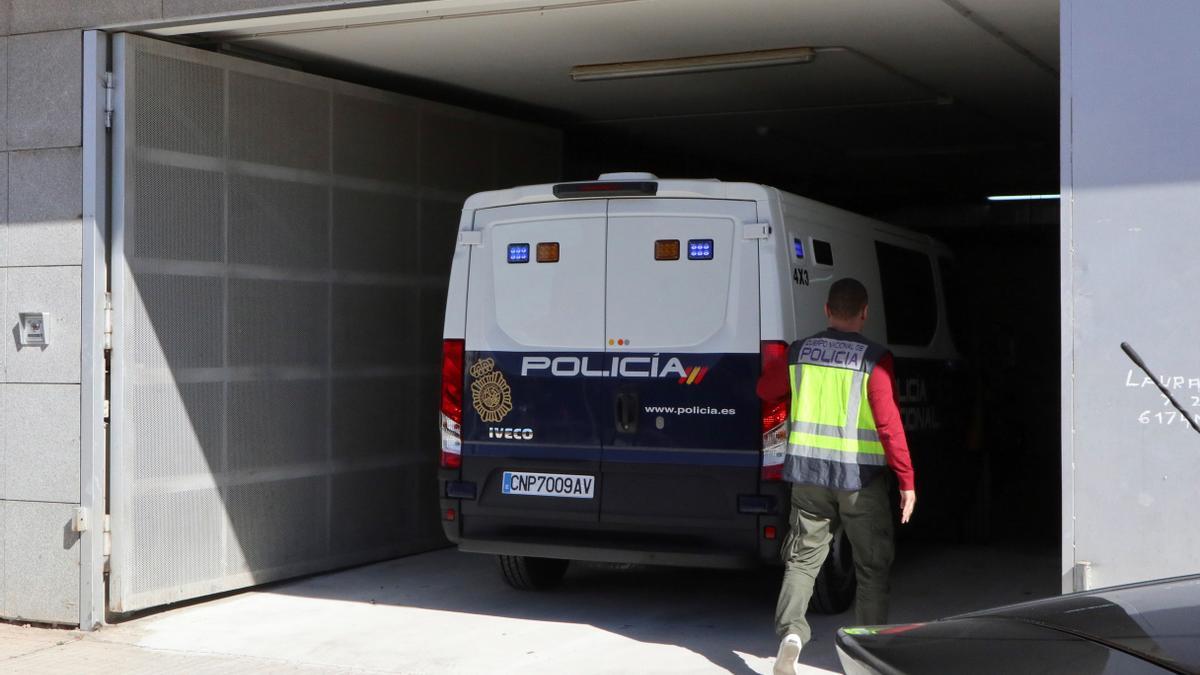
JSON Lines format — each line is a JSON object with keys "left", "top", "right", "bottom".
{"left": 757, "top": 349, "right": 915, "bottom": 491}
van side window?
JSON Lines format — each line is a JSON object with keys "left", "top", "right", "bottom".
{"left": 812, "top": 239, "right": 834, "bottom": 266}
{"left": 874, "top": 242, "right": 937, "bottom": 346}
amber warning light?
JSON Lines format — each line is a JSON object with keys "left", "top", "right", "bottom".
{"left": 655, "top": 239, "right": 680, "bottom": 260}
{"left": 537, "top": 242, "right": 560, "bottom": 263}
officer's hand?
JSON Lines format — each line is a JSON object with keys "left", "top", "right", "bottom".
{"left": 899, "top": 490, "right": 916, "bottom": 524}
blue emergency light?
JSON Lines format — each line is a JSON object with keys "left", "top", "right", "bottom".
{"left": 794, "top": 238, "right": 804, "bottom": 259}
{"left": 688, "top": 239, "right": 714, "bottom": 260}
{"left": 507, "top": 243, "right": 531, "bottom": 263}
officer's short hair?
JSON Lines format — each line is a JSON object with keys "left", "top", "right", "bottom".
{"left": 827, "top": 278, "right": 868, "bottom": 319}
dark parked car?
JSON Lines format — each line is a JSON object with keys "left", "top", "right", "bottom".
{"left": 836, "top": 574, "right": 1200, "bottom": 674}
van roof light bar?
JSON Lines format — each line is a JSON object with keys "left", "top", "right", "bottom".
{"left": 570, "top": 47, "right": 817, "bottom": 81}
{"left": 553, "top": 181, "right": 658, "bottom": 199}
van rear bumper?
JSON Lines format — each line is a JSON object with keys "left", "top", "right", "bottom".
{"left": 458, "top": 536, "right": 761, "bottom": 569}
{"left": 438, "top": 476, "right": 790, "bottom": 568}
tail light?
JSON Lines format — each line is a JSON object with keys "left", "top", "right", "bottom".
{"left": 761, "top": 340, "right": 789, "bottom": 481}
{"left": 440, "top": 339, "right": 465, "bottom": 470}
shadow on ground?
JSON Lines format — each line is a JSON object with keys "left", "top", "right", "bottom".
{"left": 253, "top": 539, "right": 1058, "bottom": 674}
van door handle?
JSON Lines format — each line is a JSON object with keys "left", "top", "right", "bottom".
{"left": 615, "top": 392, "right": 638, "bottom": 433}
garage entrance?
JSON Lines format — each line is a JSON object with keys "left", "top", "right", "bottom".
{"left": 92, "top": 0, "right": 1060, "bottom": 618}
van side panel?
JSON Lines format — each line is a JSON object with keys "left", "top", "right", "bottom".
{"left": 758, "top": 190, "right": 793, "bottom": 343}
{"left": 780, "top": 198, "right": 888, "bottom": 346}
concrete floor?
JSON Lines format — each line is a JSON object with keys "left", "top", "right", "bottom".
{"left": 2, "top": 541, "right": 1057, "bottom": 674}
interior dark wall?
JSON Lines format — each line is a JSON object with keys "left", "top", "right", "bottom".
{"left": 926, "top": 224, "right": 1060, "bottom": 544}
{"left": 564, "top": 118, "right": 1057, "bottom": 214}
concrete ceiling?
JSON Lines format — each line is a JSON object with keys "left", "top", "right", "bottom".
{"left": 151, "top": 0, "right": 1060, "bottom": 216}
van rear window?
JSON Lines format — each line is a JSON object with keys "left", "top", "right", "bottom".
{"left": 875, "top": 242, "right": 937, "bottom": 346}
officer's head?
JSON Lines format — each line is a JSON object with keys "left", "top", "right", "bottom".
{"left": 825, "top": 278, "right": 869, "bottom": 331}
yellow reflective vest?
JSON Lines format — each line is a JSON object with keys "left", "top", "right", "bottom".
{"left": 785, "top": 330, "right": 890, "bottom": 490}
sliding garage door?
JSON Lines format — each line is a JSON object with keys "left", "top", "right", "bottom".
{"left": 107, "top": 34, "right": 561, "bottom": 612}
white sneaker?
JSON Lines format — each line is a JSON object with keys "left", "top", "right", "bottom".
{"left": 773, "top": 633, "right": 802, "bottom": 675}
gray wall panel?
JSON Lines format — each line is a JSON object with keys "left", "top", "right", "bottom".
{"left": 331, "top": 284, "right": 419, "bottom": 369}
{"left": 230, "top": 176, "right": 329, "bottom": 268}
{"left": 421, "top": 111, "right": 495, "bottom": 193}
{"left": 0, "top": 502, "right": 4, "bottom": 616}
{"left": 1065, "top": 0, "right": 1200, "bottom": 588}
{"left": 332, "top": 94, "right": 419, "bottom": 183}
{"left": 132, "top": 164, "right": 224, "bottom": 262}
{"left": 130, "top": 382, "right": 224, "bottom": 481}
{"left": 7, "top": 30, "right": 81, "bottom": 149}
{"left": 331, "top": 376, "right": 415, "bottom": 462}
{"left": 331, "top": 189, "right": 419, "bottom": 274}
{"left": 3, "top": 384, "right": 79, "bottom": 503}
{"left": 4, "top": 501, "right": 79, "bottom": 623}
{"left": 129, "top": 489, "right": 224, "bottom": 597}
{"left": 8, "top": 147, "right": 82, "bottom": 267}
{"left": 225, "top": 476, "right": 329, "bottom": 575}
{"left": 0, "top": 154, "right": 7, "bottom": 266}
{"left": 132, "top": 273, "right": 223, "bottom": 368}
{"left": 228, "top": 380, "right": 328, "bottom": 470}
{"left": 133, "top": 52, "right": 224, "bottom": 155}
{"left": 0, "top": 39, "right": 8, "bottom": 147}
{"left": 418, "top": 199, "right": 462, "bottom": 278}
{"left": 229, "top": 72, "right": 330, "bottom": 171}
{"left": 228, "top": 279, "right": 329, "bottom": 367}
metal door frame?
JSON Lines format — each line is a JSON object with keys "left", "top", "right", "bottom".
{"left": 81, "top": 29, "right": 111, "bottom": 630}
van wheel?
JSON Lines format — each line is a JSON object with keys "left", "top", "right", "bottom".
{"left": 810, "top": 529, "right": 856, "bottom": 614}
{"left": 497, "top": 555, "right": 570, "bottom": 590}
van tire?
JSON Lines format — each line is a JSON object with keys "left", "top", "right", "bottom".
{"left": 810, "top": 530, "right": 856, "bottom": 614}
{"left": 497, "top": 555, "right": 569, "bottom": 590}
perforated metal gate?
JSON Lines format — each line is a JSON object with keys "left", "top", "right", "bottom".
{"left": 108, "top": 34, "right": 561, "bottom": 612}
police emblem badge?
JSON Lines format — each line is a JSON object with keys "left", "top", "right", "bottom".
{"left": 470, "top": 357, "right": 513, "bottom": 422}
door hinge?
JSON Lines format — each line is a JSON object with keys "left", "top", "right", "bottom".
{"left": 458, "top": 231, "right": 483, "bottom": 246}
{"left": 103, "top": 72, "right": 114, "bottom": 130}
{"left": 103, "top": 514, "right": 112, "bottom": 568}
{"left": 743, "top": 223, "right": 771, "bottom": 240}
{"left": 103, "top": 292, "right": 113, "bottom": 351}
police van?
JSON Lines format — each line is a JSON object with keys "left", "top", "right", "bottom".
{"left": 438, "top": 173, "right": 966, "bottom": 608}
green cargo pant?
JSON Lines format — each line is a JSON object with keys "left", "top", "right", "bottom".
{"left": 774, "top": 476, "right": 895, "bottom": 642}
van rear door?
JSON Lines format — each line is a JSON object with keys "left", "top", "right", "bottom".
{"left": 462, "top": 200, "right": 607, "bottom": 526}
{"left": 601, "top": 199, "right": 761, "bottom": 538}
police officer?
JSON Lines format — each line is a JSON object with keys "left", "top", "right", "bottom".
{"left": 757, "top": 277, "right": 916, "bottom": 675}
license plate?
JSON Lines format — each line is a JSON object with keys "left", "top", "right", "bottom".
{"left": 501, "top": 471, "right": 595, "bottom": 499}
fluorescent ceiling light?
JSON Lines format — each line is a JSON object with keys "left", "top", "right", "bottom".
{"left": 570, "top": 47, "right": 816, "bottom": 82}
{"left": 987, "top": 194, "right": 1060, "bottom": 202}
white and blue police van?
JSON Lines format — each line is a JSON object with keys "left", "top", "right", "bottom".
{"left": 438, "top": 173, "right": 967, "bottom": 607}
